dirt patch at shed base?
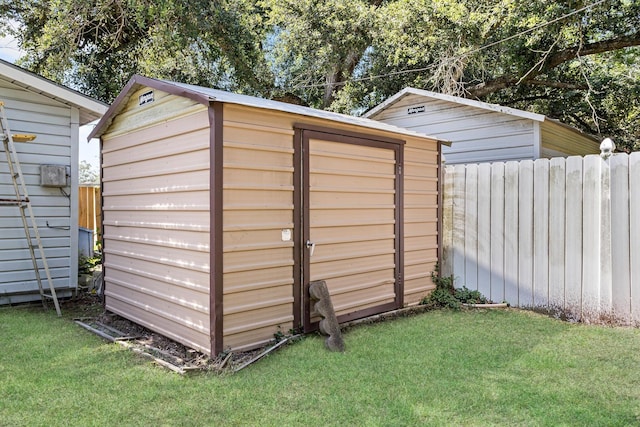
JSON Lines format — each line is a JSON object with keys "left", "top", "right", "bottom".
{"left": 63, "top": 294, "right": 286, "bottom": 374}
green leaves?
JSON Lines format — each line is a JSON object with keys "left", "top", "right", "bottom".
{"left": 2, "top": 0, "right": 638, "bottom": 149}
{"left": 1, "top": 0, "right": 272, "bottom": 101}
{"left": 263, "top": 0, "right": 377, "bottom": 107}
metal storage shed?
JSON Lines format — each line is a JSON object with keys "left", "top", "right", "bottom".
{"left": 89, "top": 75, "right": 446, "bottom": 356}
{"left": 0, "top": 59, "right": 107, "bottom": 305}
{"left": 365, "top": 87, "right": 600, "bottom": 164}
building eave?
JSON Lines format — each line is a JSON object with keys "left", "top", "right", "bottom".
{"left": 90, "top": 75, "right": 449, "bottom": 146}
{"left": 0, "top": 59, "right": 108, "bottom": 125}
{"left": 364, "top": 87, "right": 547, "bottom": 122}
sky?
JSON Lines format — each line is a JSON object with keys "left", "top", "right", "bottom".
{"left": 1, "top": 33, "right": 101, "bottom": 172}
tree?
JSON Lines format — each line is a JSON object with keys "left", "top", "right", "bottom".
{"left": 263, "top": 0, "right": 383, "bottom": 108}
{"left": 79, "top": 160, "right": 99, "bottom": 185}
{"left": 2, "top": 0, "right": 639, "bottom": 150}
{"left": 267, "top": 0, "right": 640, "bottom": 150}
{"left": 0, "top": 0, "right": 273, "bottom": 102}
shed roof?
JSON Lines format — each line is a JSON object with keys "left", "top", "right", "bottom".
{"left": 365, "top": 87, "right": 598, "bottom": 144}
{"left": 0, "top": 59, "right": 108, "bottom": 125}
{"left": 89, "top": 75, "right": 446, "bottom": 143}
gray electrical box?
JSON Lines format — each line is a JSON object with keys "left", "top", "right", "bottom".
{"left": 40, "top": 164, "right": 68, "bottom": 187}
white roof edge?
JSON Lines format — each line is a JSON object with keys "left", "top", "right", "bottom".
{"left": 164, "top": 80, "right": 446, "bottom": 142}
{"left": 363, "top": 87, "right": 415, "bottom": 118}
{"left": 0, "top": 59, "right": 108, "bottom": 124}
{"left": 365, "top": 87, "right": 547, "bottom": 122}
{"left": 91, "top": 76, "right": 449, "bottom": 144}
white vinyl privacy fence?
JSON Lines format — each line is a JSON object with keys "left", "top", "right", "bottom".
{"left": 441, "top": 152, "right": 640, "bottom": 324}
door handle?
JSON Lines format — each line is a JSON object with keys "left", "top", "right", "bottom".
{"left": 306, "top": 240, "right": 316, "bottom": 257}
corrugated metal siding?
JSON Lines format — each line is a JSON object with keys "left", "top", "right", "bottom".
{"left": 101, "top": 89, "right": 212, "bottom": 354}
{"left": 0, "top": 79, "right": 76, "bottom": 303}
{"left": 372, "top": 94, "right": 535, "bottom": 164}
{"left": 221, "top": 105, "right": 296, "bottom": 351}
{"left": 541, "top": 122, "right": 599, "bottom": 157}
{"left": 99, "top": 86, "right": 442, "bottom": 354}
{"left": 308, "top": 138, "right": 397, "bottom": 318}
{"left": 403, "top": 136, "right": 439, "bottom": 304}
{"left": 221, "top": 104, "right": 441, "bottom": 350}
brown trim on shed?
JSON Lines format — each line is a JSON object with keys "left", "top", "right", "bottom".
{"left": 395, "top": 144, "right": 404, "bottom": 308}
{"left": 293, "top": 123, "right": 406, "bottom": 147}
{"left": 437, "top": 147, "right": 443, "bottom": 277}
{"left": 295, "top": 124, "right": 405, "bottom": 332}
{"left": 209, "top": 102, "right": 224, "bottom": 356}
{"left": 336, "top": 302, "right": 399, "bottom": 324}
{"left": 99, "top": 138, "right": 106, "bottom": 307}
{"left": 88, "top": 75, "right": 213, "bottom": 140}
{"left": 293, "top": 127, "right": 303, "bottom": 331}
{"left": 301, "top": 128, "right": 312, "bottom": 331}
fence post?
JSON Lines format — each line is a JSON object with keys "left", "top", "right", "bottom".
{"left": 598, "top": 140, "right": 614, "bottom": 319}
{"left": 451, "top": 165, "right": 467, "bottom": 286}
{"left": 503, "top": 162, "right": 519, "bottom": 306}
{"left": 489, "top": 163, "right": 505, "bottom": 303}
{"left": 533, "top": 159, "right": 550, "bottom": 308}
{"left": 441, "top": 164, "right": 454, "bottom": 278}
{"left": 582, "top": 155, "right": 602, "bottom": 320}
{"left": 548, "top": 158, "right": 566, "bottom": 312}
{"left": 630, "top": 153, "right": 640, "bottom": 324}
{"left": 464, "top": 164, "right": 479, "bottom": 290}
{"left": 565, "top": 156, "right": 583, "bottom": 319}
{"left": 610, "top": 151, "right": 631, "bottom": 322}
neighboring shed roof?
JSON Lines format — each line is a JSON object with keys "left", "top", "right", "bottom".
{"left": 90, "top": 75, "right": 445, "bottom": 143}
{"left": 365, "top": 87, "right": 598, "bottom": 144}
{"left": 0, "top": 58, "right": 108, "bottom": 125}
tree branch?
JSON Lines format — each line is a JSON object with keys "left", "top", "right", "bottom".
{"left": 525, "top": 80, "right": 588, "bottom": 90}
{"left": 468, "top": 31, "right": 640, "bottom": 98}
{"left": 544, "top": 33, "right": 640, "bottom": 71}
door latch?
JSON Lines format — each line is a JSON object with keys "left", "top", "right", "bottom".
{"left": 306, "top": 240, "right": 316, "bottom": 257}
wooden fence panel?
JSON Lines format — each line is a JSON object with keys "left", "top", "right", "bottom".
{"left": 630, "top": 153, "right": 640, "bottom": 323}
{"left": 489, "top": 163, "right": 505, "bottom": 302}
{"left": 503, "top": 162, "right": 519, "bottom": 306}
{"left": 442, "top": 165, "right": 454, "bottom": 276}
{"left": 599, "top": 155, "right": 612, "bottom": 316}
{"left": 518, "top": 160, "right": 534, "bottom": 307}
{"left": 582, "top": 156, "right": 601, "bottom": 317}
{"left": 477, "top": 163, "right": 492, "bottom": 299}
{"left": 548, "top": 158, "right": 566, "bottom": 311}
{"left": 610, "top": 154, "right": 630, "bottom": 321}
{"left": 78, "top": 186, "right": 101, "bottom": 243}
{"left": 533, "top": 159, "right": 549, "bottom": 308}
{"left": 464, "top": 164, "right": 479, "bottom": 290}
{"left": 451, "top": 166, "right": 466, "bottom": 286}
{"left": 564, "top": 157, "right": 583, "bottom": 318}
{"left": 442, "top": 152, "right": 638, "bottom": 325}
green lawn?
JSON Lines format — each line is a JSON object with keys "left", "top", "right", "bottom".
{"left": 1, "top": 305, "right": 639, "bottom": 426}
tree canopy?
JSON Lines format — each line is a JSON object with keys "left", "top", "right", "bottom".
{"left": 1, "top": 0, "right": 638, "bottom": 150}
{"left": 78, "top": 160, "right": 99, "bottom": 185}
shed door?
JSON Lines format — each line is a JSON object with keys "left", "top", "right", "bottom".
{"left": 297, "top": 128, "right": 403, "bottom": 332}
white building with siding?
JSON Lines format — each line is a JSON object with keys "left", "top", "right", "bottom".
{"left": 0, "top": 59, "right": 107, "bottom": 305}
{"left": 365, "top": 87, "right": 600, "bottom": 164}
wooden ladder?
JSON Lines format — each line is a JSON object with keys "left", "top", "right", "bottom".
{"left": 0, "top": 100, "right": 61, "bottom": 316}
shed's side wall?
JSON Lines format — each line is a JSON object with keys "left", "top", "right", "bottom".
{"left": 370, "top": 94, "right": 535, "bottom": 164}
{"left": 541, "top": 122, "right": 599, "bottom": 158}
{"left": 0, "top": 79, "right": 77, "bottom": 304}
{"left": 221, "top": 105, "right": 296, "bottom": 351}
{"left": 403, "top": 136, "right": 439, "bottom": 304}
{"left": 101, "top": 89, "right": 212, "bottom": 354}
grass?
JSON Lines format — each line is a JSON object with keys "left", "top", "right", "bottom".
{"left": 1, "top": 305, "right": 640, "bottom": 426}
